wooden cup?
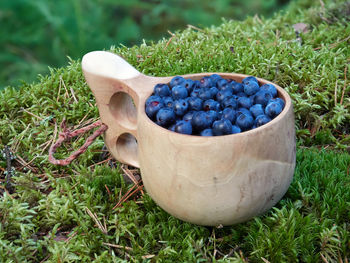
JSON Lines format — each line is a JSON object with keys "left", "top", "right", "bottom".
{"left": 82, "top": 51, "right": 296, "bottom": 226}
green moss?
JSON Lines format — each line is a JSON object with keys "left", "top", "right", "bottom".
{"left": 0, "top": 0, "right": 349, "bottom": 262}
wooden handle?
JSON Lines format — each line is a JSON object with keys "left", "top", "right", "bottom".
{"left": 82, "top": 51, "right": 143, "bottom": 167}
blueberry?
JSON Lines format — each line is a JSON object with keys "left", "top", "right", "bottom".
{"left": 231, "top": 81, "right": 244, "bottom": 94}
{"left": 237, "top": 92, "right": 247, "bottom": 97}
{"left": 183, "top": 111, "right": 195, "bottom": 122}
{"left": 206, "top": 110, "right": 219, "bottom": 123}
{"left": 146, "top": 95, "right": 162, "bottom": 106}
{"left": 200, "top": 128, "right": 214, "bottom": 136}
{"left": 231, "top": 125, "right": 241, "bottom": 134}
{"left": 173, "top": 99, "right": 189, "bottom": 116}
{"left": 198, "top": 88, "right": 213, "bottom": 100}
{"left": 163, "top": 96, "right": 174, "bottom": 108}
{"left": 222, "top": 96, "right": 238, "bottom": 109}
{"left": 216, "top": 90, "right": 233, "bottom": 103}
{"left": 203, "top": 99, "right": 220, "bottom": 112}
{"left": 172, "top": 85, "right": 188, "bottom": 100}
{"left": 216, "top": 78, "right": 229, "bottom": 90}
{"left": 175, "top": 120, "right": 193, "bottom": 135}
{"left": 221, "top": 108, "right": 237, "bottom": 123}
{"left": 190, "top": 86, "right": 201, "bottom": 98}
{"left": 265, "top": 101, "right": 283, "bottom": 118}
{"left": 254, "top": 114, "right": 271, "bottom": 127}
{"left": 156, "top": 108, "right": 176, "bottom": 127}
{"left": 260, "top": 83, "right": 277, "bottom": 98}
{"left": 254, "top": 90, "right": 273, "bottom": 107}
{"left": 235, "top": 113, "right": 254, "bottom": 131}
{"left": 170, "top": 76, "right": 185, "bottom": 88}
{"left": 183, "top": 79, "right": 196, "bottom": 94}
{"left": 199, "top": 76, "right": 213, "bottom": 88}
{"left": 269, "top": 97, "right": 285, "bottom": 109}
{"left": 188, "top": 97, "right": 203, "bottom": 111}
{"left": 210, "top": 74, "right": 222, "bottom": 84}
{"left": 237, "top": 96, "right": 253, "bottom": 109}
{"left": 249, "top": 104, "right": 265, "bottom": 118}
{"left": 237, "top": 108, "right": 252, "bottom": 117}
{"left": 209, "top": 86, "right": 219, "bottom": 97}
{"left": 145, "top": 100, "right": 164, "bottom": 119}
{"left": 169, "top": 123, "right": 176, "bottom": 132}
{"left": 191, "top": 111, "right": 211, "bottom": 131}
{"left": 154, "top": 83, "right": 171, "bottom": 97}
{"left": 212, "top": 119, "right": 233, "bottom": 135}
{"left": 193, "top": 80, "right": 201, "bottom": 88}
{"left": 244, "top": 81, "right": 260, "bottom": 96}
{"left": 242, "top": 76, "right": 258, "bottom": 85}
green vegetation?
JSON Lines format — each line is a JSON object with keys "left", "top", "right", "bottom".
{"left": 0, "top": 0, "right": 349, "bottom": 261}
{"left": 0, "top": 0, "right": 290, "bottom": 89}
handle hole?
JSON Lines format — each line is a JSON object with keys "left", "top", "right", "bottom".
{"left": 109, "top": 92, "right": 137, "bottom": 130}
{"left": 116, "top": 133, "right": 139, "bottom": 167}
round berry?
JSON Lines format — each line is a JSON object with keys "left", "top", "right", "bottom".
{"left": 231, "top": 125, "right": 241, "bottom": 134}
{"left": 175, "top": 120, "right": 193, "bottom": 135}
{"left": 163, "top": 96, "right": 174, "bottom": 108}
{"left": 249, "top": 104, "right": 265, "bottom": 118}
{"left": 200, "top": 128, "right": 214, "bottom": 136}
{"left": 188, "top": 97, "right": 203, "bottom": 111}
{"left": 221, "top": 108, "right": 237, "bottom": 123}
{"left": 231, "top": 81, "right": 244, "bottom": 94}
{"left": 222, "top": 96, "right": 238, "bottom": 109}
{"left": 254, "top": 90, "right": 273, "bottom": 107}
{"left": 260, "top": 83, "right": 277, "bottom": 98}
{"left": 235, "top": 113, "right": 254, "bottom": 131}
{"left": 173, "top": 99, "right": 189, "bottom": 116}
{"left": 238, "top": 96, "right": 253, "bottom": 109}
{"left": 212, "top": 119, "right": 233, "bottom": 135}
{"left": 146, "top": 95, "right": 162, "bottom": 106}
{"left": 199, "top": 76, "right": 213, "bottom": 88}
{"left": 203, "top": 99, "right": 220, "bottom": 112}
{"left": 242, "top": 76, "right": 258, "bottom": 85}
{"left": 269, "top": 97, "right": 285, "bottom": 109}
{"left": 145, "top": 100, "right": 164, "bottom": 119}
{"left": 265, "top": 101, "right": 283, "bottom": 118}
{"left": 156, "top": 108, "right": 175, "bottom": 127}
{"left": 243, "top": 81, "right": 260, "bottom": 96}
{"left": 172, "top": 85, "right": 188, "bottom": 100}
{"left": 170, "top": 76, "right": 185, "bottom": 88}
{"left": 191, "top": 111, "right": 211, "bottom": 131}
{"left": 154, "top": 83, "right": 171, "bottom": 97}
{"left": 254, "top": 114, "right": 271, "bottom": 127}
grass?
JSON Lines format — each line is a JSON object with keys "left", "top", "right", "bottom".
{"left": 0, "top": 0, "right": 349, "bottom": 261}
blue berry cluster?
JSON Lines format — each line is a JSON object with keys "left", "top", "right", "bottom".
{"left": 145, "top": 74, "right": 285, "bottom": 136}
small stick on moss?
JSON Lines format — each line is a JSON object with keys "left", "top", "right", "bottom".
{"left": 261, "top": 257, "right": 271, "bottom": 263}
{"left": 340, "top": 65, "right": 348, "bottom": 105}
{"left": 86, "top": 207, "right": 108, "bottom": 234}
{"left": 334, "top": 80, "right": 338, "bottom": 105}
{"left": 113, "top": 184, "right": 144, "bottom": 209}
{"left": 320, "top": 253, "right": 329, "bottom": 263}
{"left": 164, "top": 34, "right": 175, "bottom": 50}
{"left": 187, "top": 24, "right": 204, "bottom": 32}
{"left": 60, "top": 76, "right": 70, "bottom": 100}
{"left": 103, "top": 242, "right": 133, "bottom": 251}
{"left": 21, "top": 108, "right": 44, "bottom": 121}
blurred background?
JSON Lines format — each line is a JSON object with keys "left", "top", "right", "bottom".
{"left": 0, "top": 0, "right": 290, "bottom": 89}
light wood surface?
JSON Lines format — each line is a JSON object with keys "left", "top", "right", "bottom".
{"left": 82, "top": 51, "right": 296, "bottom": 226}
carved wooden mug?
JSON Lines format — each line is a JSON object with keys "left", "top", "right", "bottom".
{"left": 82, "top": 51, "right": 296, "bottom": 226}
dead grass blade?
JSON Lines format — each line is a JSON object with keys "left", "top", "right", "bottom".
{"left": 86, "top": 207, "right": 108, "bottom": 234}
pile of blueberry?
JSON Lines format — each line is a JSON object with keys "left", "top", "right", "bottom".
{"left": 145, "top": 74, "right": 285, "bottom": 136}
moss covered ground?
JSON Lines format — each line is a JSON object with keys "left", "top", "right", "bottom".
{"left": 0, "top": 0, "right": 349, "bottom": 262}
